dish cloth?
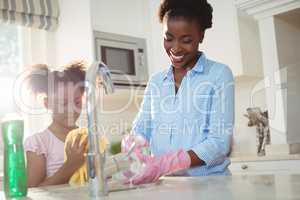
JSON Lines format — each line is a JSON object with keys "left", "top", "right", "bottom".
{"left": 64, "top": 128, "right": 109, "bottom": 186}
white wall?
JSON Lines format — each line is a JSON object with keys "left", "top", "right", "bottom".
{"left": 53, "top": 0, "right": 94, "bottom": 66}
{"left": 275, "top": 10, "right": 300, "bottom": 69}
{"left": 22, "top": 29, "right": 49, "bottom": 66}
{"left": 201, "top": 0, "right": 243, "bottom": 76}
{"left": 258, "top": 17, "right": 287, "bottom": 144}
{"left": 287, "top": 64, "right": 300, "bottom": 143}
{"left": 146, "top": 0, "right": 170, "bottom": 76}
{"left": 275, "top": 10, "right": 300, "bottom": 143}
{"left": 91, "top": 0, "right": 149, "bottom": 38}
{"left": 237, "top": 11, "right": 263, "bottom": 77}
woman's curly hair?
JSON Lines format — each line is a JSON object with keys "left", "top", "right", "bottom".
{"left": 158, "top": 0, "right": 213, "bottom": 31}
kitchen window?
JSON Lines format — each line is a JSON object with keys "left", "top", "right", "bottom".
{"left": 0, "top": 24, "right": 23, "bottom": 117}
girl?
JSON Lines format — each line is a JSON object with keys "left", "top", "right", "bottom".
{"left": 24, "top": 61, "right": 88, "bottom": 187}
{"left": 127, "top": 0, "right": 234, "bottom": 184}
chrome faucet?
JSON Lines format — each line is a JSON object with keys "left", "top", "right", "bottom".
{"left": 85, "top": 61, "right": 114, "bottom": 199}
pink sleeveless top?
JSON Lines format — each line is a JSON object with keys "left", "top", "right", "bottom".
{"left": 24, "top": 129, "right": 65, "bottom": 177}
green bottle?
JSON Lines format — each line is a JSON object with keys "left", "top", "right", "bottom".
{"left": 1, "top": 116, "right": 27, "bottom": 198}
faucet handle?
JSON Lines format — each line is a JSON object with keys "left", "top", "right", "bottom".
{"left": 98, "top": 62, "right": 115, "bottom": 94}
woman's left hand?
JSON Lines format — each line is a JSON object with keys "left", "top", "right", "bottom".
{"left": 129, "top": 149, "right": 191, "bottom": 185}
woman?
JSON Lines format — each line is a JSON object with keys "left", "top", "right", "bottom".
{"left": 127, "top": 0, "right": 234, "bottom": 184}
{"left": 24, "top": 61, "right": 88, "bottom": 187}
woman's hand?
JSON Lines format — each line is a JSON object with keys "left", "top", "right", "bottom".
{"left": 65, "top": 134, "right": 88, "bottom": 170}
{"left": 129, "top": 150, "right": 191, "bottom": 185}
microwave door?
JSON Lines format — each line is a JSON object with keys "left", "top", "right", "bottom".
{"left": 96, "top": 39, "right": 141, "bottom": 83}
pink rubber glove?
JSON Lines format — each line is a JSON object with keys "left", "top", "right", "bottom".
{"left": 120, "top": 134, "right": 150, "bottom": 179}
{"left": 130, "top": 149, "right": 191, "bottom": 185}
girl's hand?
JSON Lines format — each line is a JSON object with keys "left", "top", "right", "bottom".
{"left": 65, "top": 134, "right": 88, "bottom": 170}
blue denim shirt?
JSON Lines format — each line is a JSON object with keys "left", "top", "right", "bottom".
{"left": 132, "top": 52, "right": 234, "bottom": 176}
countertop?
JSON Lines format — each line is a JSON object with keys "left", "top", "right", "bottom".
{"left": 230, "top": 154, "right": 300, "bottom": 162}
{"left": 1, "top": 174, "right": 300, "bottom": 200}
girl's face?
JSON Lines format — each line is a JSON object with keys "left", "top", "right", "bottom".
{"left": 163, "top": 17, "right": 204, "bottom": 70}
{"left": 46, "top": 83, "right": 84, "bottom": 128}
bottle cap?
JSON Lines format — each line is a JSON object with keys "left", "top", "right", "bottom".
{"left": 1, "top": 113, "right": 24, "bottom": 145}
{"left": 1, "top": 113, "right": 23, "bottom": 124}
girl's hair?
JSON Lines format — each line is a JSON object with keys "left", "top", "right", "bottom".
{"left": 27, "top": 60, "right": 86, "bottom": 96}
{"left": 158, "top": 0, "right": 213, "bottom": 31}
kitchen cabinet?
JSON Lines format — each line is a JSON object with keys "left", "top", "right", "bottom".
{"left": 203, "top": 1, "right": 263, "bottom": 77}
{"left": 229, "top": 155, "right": 300, "bottom": 174}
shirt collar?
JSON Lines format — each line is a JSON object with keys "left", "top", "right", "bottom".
{"left": 163, "top": 65, "right": 174, "bottom": 81}
{"left": 163, "top": 51, "right": 206, "bottom": 81}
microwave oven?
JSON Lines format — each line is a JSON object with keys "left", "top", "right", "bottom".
{"left": 94, "top": 31, "right": 148, "bottom": 87}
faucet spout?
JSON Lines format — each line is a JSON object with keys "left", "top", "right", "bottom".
{"left": 85, "top": 61, "right": 114, "bottom": 199}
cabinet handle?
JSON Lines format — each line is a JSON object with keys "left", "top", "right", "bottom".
{"left": 241, "top": 164, "right": 248, "bottom": 170}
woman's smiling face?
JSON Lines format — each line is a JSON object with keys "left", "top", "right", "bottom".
{"left": 163, "top": 17, "right": 204, "bottom": 70}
